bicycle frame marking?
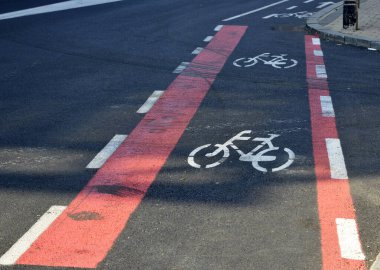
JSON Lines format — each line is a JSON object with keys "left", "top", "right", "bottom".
{"left": 188, "top": 131, "right": 295, "bottom": 173}
{"left": 263, "top": 11, "right": 313, "bottom": 19}
{"left": 233, "top": 53, "right": 298, "bottom": 69}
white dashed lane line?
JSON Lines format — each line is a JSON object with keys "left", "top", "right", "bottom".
{"left": 203, "top": 36, "right": 214, "bottom": 42}
{"left": 336, "top": 218, "right": 366, "bottom": 260}
{"left": 0, "top": 206, "right": 66, "bottom": 265}
{"left": 137, "top": 90, "right": 165, "bottom": 114}
{"left": 192, "top": 47, "right": 204, "bottom": 55}
{"left": 286, "top": 6, "right": 298, "bottom": 10}
{"left": 86, "top": 134, "right": 128, "bottom": 169}
{"left": 173, "top": 62, "right": 190, "bottom": 73}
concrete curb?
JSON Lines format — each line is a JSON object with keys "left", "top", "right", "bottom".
{"left": 306, "top": 2, "right": 380, "bottom": 50}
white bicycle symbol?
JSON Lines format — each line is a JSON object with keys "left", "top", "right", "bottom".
{"left": 265, "top": 11, "right": 313, "bottom": 19}
{"left": 188, "top": 131, "right": 295, "bottom": 173}
{"left": 233, "top": 53, "right": 298, "bottom": 69}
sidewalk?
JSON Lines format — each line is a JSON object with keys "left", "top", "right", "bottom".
{"left": 306, "top": 0, "right": 380, "bottom": 50}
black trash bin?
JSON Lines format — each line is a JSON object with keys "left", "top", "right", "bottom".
{"left": 343, "top": 0, "right": 357, "bottom": 29}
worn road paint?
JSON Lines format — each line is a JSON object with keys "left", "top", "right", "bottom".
{"left": 203, "top": 36, "right": 214, "bottom": 42}
{"left": 223, "top": 0, "right": 289, "bottom": 21}
{"left": 287, "top": 6, "right": 298, "bottom": 10}
{"left": 305, "top": 35, "right": 366, "bottom": 270}
{"left": 192, "top": 47, "right": 204, "bottom": 55}
{"left": 326, "top": 138, "right": 348, "bottom": 179}
{"left": 336, "top": 218, "right": 366, "bottom": 260}
{"left": 214, "top": 25, "right": 224, "bottom": 31}
{"left": 173, "top": 62, "right": 190, "bottom": 73}
{"left": 86, "top": 135, "right": 128, "bottom": 169}
{"left": 320, "top": 96, "right": 335, "bottom": 117}
{"left": 0, "top": 0, "right": 122, "bottom": 21}
{"left": 137, "top": 90, "right": 165, "bottom": 114}
{"left": 0, "top": 206, "right": 66, "bottom": 265}
{"left": 15, "top": 25, "right": 248, "bottom": 269}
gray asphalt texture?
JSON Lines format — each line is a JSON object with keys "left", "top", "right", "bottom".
{"left": 0, "top": 0, "right": 379, "bottom": 269}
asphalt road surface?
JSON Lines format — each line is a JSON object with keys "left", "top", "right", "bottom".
{"left": 0, "top": 0, "right": 379, "bottom": 269}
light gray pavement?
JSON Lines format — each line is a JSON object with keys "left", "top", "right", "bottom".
{"left": 307, "top": 0, "right": 380, "bottom": 49}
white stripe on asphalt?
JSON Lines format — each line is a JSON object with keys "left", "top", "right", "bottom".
{"left": 192, "top": 47, "right": 204, "bottom": 55}
{"left": 0, "top": 0, "right": 122, "bottom": 21}
{"left": 86, "top": 135, "right": 128, "bottom": 169}
{"left": 223, "top": 0, "right": 289, "bottom": 21}
{"left": 304, "top": 0, "right": 314, "bottom": 3}
{"left": 312, "top": 37, "right": 321, "bottom": 45}
{"left": 314, "top": 49, "right": 324, "bottom": 56}
{"left": 203, "top": 36, "right": 214, "bottom": 42}
{"left": 262, "top": 14, "right": 277, "bottom": 19}
{"left": 173, "top": 62, "right": 190, "bottom": 73}
{"left": 316, "top": 65, "right": 327, "bottom": 78}
{"left": 137, "top": 90, "right": 164, "bottom": 114}
{"left": 320, "top": 96, "right": 335, "bottom": 117}
{"left": 0, "top": 206, "right": 66, "bottom": 265}
{"left": 287, "top": 5, "right": 298, "bottom": 9}
{"left": 336, "top": 218, "right": 366, "bottom": 260}
{"left": 214, "top": 25, "right": 224, "bottom": 31}
{"left": 326, "top": 138, "right": 348, "bottom": 179}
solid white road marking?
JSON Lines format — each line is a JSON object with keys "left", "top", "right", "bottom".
{"left": 137, "top": 90, "right": 164, "bottom": 114}
{"left": 0, "top": 0, "right": 122, "bottom": 21}
{"left": 0, "top": 206, "right": 66, "bottom": 265}
{"left": 86, "top": 135, "right": 128, "bottom": 169}
{"left": 173, "top": 62, "right": 190, "bottom": 73}
{"left": 313, "top": 49, "right": 324, "bottom": 56}
{"left": 316, "top": 65, "right": 327, "bottom": 78}
{"left": 192, "top": 47, "right": 204, "bottom": 55}
{"left": 312, "top": 37, "right": 321, "bottom": 45}
{"left": 203, "top": 36, "right": 214, "bottom": 42}
{"left": 317, "top": 2, "right": 335, "bottom": 8}
{"left": 262, "top": 14, "right": 277, "bottom": 19}
{"left": 304, "top": 0, "right": 314, "bottom": 3}
{"left": 336, "top": 218, "right": 366, "bottom": 260}
{"left": 223, "top": 0, "right": 289, "bottom": 21}
{"left": 320, "top": 96, "right": 335, "bottom": 117}
{"left": 326, "top": 138, "right": 348, "bottom": 179}
{"left": 287, "top": 6, "right": 298, "bottom": 10}
{"left": 214, "top": 25, "right": 224, "bottom": 31}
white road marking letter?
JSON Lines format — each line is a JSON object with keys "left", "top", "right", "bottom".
{"left": 316, "top": 65, "right": 327, "bottom": 78}
{"left": 173, "top": 62, "right": 190, "bottom": 73}
{"left": 0, "top": 206, "right": 66, "bottom": 265}
{"left": 313, "top": 50, "right": 323, "bottom": 56}
{"left": 86, "top": 135, "right": 128, "bottom": 169}
{"left": 192, "top": 47, "right": 204, "bottom": 55}
{"left": 203, "top": 36, "right": 213, "bottom": 42}
{"left": 223, "top": 0, "right": 289, "bottom": 21}
{"left": 137, "top": 90, "right": 165, "bottom": 114}
{"left": 320, "top": 96, "right": 335, "bottom": 117}
{"left": 326, "top": 138, "right": 348, "bottom": 179}
{"left": 0, "top": 0, "right": 122, "bottom": 21}
{"left": 312, "top": 38, "right": 321, "bottom": 45}
{"left": 336, "top": 218, "right": 366, "bottom": 260}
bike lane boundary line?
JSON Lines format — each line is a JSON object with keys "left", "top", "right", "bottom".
{"left": 11, "top": 25, "right": 247, "bottom": 269}
{"left": 305, "top": 35, "right": 366, "bottom": 270}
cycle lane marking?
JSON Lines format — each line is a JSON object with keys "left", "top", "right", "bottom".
{"left": 0, "top": 0, "right": 123, "bottom": 21}
{"left": 0, "top": 206, "right": 66, "bottom": 266}
{"left": 305, "top": 35, "right": 366, "bottom": 269}
{"left": 203, "top": 36, "right": 214, "bottom": 42}
{"left": 192, "top": 47, "right": 204, "bottom": 55}
{"left": 320, "top": 96, "right": 335, "bottom": 117}
{"left": 173, "top": 62, "right": 190, "bottom": 73}
{"left": 10, "top": 25, "right": 247, "bottom": 269}
{"left": 137, "top": 90, "right": 165, "bottom": 114}
{"left": 86, "top": 135, "right": 128, "bottom": 169}
{"left": 286, "top": 5, "right": 298, "bottom": 9}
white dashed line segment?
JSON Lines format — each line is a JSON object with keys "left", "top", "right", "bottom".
{"left": 203, "top": 36, "right": 214, "bottom": 42}
{"left": 326, "top": 138, "right": 348, "bottom": 179}
{"left": 286, "top": 5, "right": 298, "bottom": 10}
{"left": 0, "top": 206, "right": 67, "bottom": 265}
{"left": 192, "top": 47, "right": 204, "bottom": 55}
{"left": 316, "top": 65, "right": 327, "bottom": 78}
{"left": 320, "top": 96, "right": 335, "bottom": 117}
{"left": 86, "top": 135, "right": 128, "bottom": 169}
{"left": 312, "top": 37, "right": 321, "bottom": 45}
{"left": 336, "top": 218, "right": 366, "bottom": 260}
{"left": 214, "top": 25, "right": 224, "bottom": 31}
{"left": 173, "top": 62, "right": 190, "bottom": 73}
{"left": 313, "top": 49, "right": 324, "bottom": 56}
{"left": 137, "top": 90, "right": 165, "bottom": 114}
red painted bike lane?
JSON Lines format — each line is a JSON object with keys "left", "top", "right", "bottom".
{"left": 15, "top": 25, "right": 247, "bottom": 268}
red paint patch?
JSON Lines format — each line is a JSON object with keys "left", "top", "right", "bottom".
{"left": 305, "top": 35, "right": 366, "bottom": 270}
{"left": 16, "top": 26, "right": 247, "bottom": 268}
